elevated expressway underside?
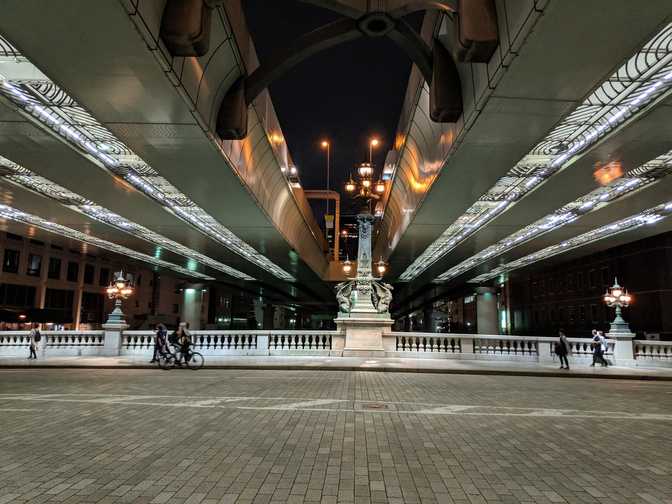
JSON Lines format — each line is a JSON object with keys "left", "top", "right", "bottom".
{"left": 374, "top": 1, "right": 672, "bottom": 315}
{"left": 0, "top": 1, "right": 333, "bottom": 308}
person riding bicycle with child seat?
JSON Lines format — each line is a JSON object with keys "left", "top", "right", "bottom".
{"left": 176, "top": 322, "right": 192, "bottom": 365}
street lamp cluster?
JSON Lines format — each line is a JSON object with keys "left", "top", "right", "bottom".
{"left": 340, "top": 137, "right": 388, "bottom": 277}
{"left": 603, "top": 277, "right": 633, "bottom": 334}
{"left": 105, "top": 270, "right": 134, "bottom": 324}
{"left": 603, "top": 279, "right": 632, "bottom": 307}
{"left": 340, "top": 256, "right": 386, "bottom": 277}
{"left": 345, "top": 139, "right": 386, "bottom": 204}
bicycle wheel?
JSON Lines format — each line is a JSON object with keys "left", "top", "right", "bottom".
{"left": 158, "top": 354, "right": 174, "bottom": 370}
{"left": 187, "top": 352, "right": 204, "bottom": 370}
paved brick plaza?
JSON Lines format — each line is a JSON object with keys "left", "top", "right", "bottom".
{"left": 1, "top": 369, "right": 671, "bottom": 504}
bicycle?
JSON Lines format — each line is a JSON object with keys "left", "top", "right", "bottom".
{"left": 157, "top": 344, "right": 204, "bottom": 370}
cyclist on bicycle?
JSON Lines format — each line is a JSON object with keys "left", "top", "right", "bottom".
{"left": 175, "top": 322, "right": 192, "bottom": 366}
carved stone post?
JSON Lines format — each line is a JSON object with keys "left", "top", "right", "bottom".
{"left": 334, "top": 212, "right": 393, "bottom": 356}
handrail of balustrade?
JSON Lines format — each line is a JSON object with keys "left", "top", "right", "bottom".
{"left": 123, "top": 329, "right": 339, "bottom": 335}
{"left": 0, "top": 330, "right": 104, "bottom": 336}
{"left": 388, "top": 332, "right": 612, "bottom": 343}
{"left": 633, "top": 340, "right": 672, "bottom": 347}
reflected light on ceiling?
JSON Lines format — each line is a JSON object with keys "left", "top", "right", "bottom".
{"left": 594, "top": 161, "right": 623, "bottom": 185}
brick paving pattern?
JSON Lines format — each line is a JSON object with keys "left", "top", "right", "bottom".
{"left": 0, "top": 369, "right": 671, "bottom": 503}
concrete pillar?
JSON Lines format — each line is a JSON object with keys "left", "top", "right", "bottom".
{"left": 263, "top": 304, "right": 275, "bottom": 330}
{"left": 476, "top": 287, "right": 498, "bottom": 335}
{"left": 423, "top": 308, "right": 433, "bottom": 332}
{"left": 180, "top": 286, "right": 204, "bottom": 330}
{"left": 37, "top": 257, "right": 48, "bottom": 310}
{"left": 73, "top": 268, "right": 84, "bottom": 330}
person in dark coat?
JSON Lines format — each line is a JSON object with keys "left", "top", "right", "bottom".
{"left": 150, "top": 323, "right": 168, "bottom": 363}
{"left": 555, "top": 329, "right": 570, "bottom": 370}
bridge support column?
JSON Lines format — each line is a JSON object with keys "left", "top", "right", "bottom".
{"left": 181, "top": 286, "right": 205, "bottom": 330}
{"left": 476, "top": 287, "right": 498, "bottom": 335}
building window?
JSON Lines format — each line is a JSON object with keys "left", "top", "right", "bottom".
{"left": 173, "top": 304, "right": 179, "bottom": 314}
{"left": 590, "top": 304, "right": 598, "bottom": 322}
{"left": 67, "top": 261, "right": 79, "bottom": 282}
{"left": 576, "top": 272, "right": 583, "bottom": 290}
{"left": 2, "top": 249, "right": 20, "bottom": 273}
{"left": 6, "top": 232, "right": 23, "bottom": 241}
{"left": 44, "top": 288, "right": 74, "bottom": 311}
{"left": 136, "top": 274, "right": 142, "bottom": 286}
{"left": 84, "top": 264, "right": 95, "bottom": 285}
{"left": 48, "top": 257, "right": 62, "bottom": 280}
{"left": 99, "top": 267, "right": 110, "bottom": 286}
{"left": 601, "top": 267, "right": 609, "bottom": 287}
{"left": 80, "top": 292, "right": 104, "bottom": 324}
{"left": 579, "top": 305, "right": 586, "bottom": 322}
{"left": 26, "top": 254, "right": 42, "bottom": 277}
{"left": 589, "top": 270, "right": 596, "bottom": 289}
{"left": 0, "top": 283, "right": 36, "bottom": 307}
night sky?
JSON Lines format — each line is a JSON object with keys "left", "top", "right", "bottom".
{"left": 243, "top": 1, "right": 420, "bottom": 220}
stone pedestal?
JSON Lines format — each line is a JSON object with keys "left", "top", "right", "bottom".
{"left": 335, "top": 313, "right": 393, "bottom": 357}
{"left": 102, "top": 322, "right": 128, "bottom": 357}
{"left": 607, "top": 306, "right": 635, "bottom": 361}
{"left": 609, "top": 332, "right": 635, "bottom": 360}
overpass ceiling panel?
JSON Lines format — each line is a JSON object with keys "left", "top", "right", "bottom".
{"left": 0, "top": 107, "right": 276, "bottom": 282}
{"left": 425, "top": 107, "right": 672, "bottom": 287}
{"left": 380, "top": 1, "right": 672, "bottom": 282}
{"left": 394, "top": 19, "right": 672, "bottom": 283}
{"left": 0, "top": 1, "right": 195, "bottom": 125}
{"left": 0, "top": 182, "right": 216, "bottom": 281}
{"left": 0, "top": 47, "right": 300, "bottom": 283}
{"left": 409, "top": 96, "right": 579, "bottom": 229}
{"left": 0, "top": 150, "right": 258, "bottom": 282}
{"left": 495, "top": 0, "right": 672, "bottom": 102}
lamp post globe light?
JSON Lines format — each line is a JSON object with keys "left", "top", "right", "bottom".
{"left": 105, "top": 270, "right": 134, "bottom": 325}
{"left": 603, "top": 277, "right": 632, "bottom": 334}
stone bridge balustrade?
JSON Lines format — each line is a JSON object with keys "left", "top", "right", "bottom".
{"left": 0, "top": 329, "right": 669, "bottom": 367}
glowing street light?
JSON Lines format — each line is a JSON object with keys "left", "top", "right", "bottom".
{"left": 603, "top": 277, "right": 632, "bottom": 334}
{"left": 369, "top": 138, "right": 379, "bottom": 163}
{"left": 342, "top": 258, "right": 353, "bottom": 275}
{"left": 105, "top": 270, "right": 134, "bottom": 325}
{"left": 375, "top": 257, "right": 387, "bottom": 276}
{"left": 320, "top": 139, "right": 331, "bottom": 219}
{"left": 358, "top": 162, "right": 373, "bottom": 178}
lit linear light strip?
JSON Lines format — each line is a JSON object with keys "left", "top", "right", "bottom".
{"left": 0, "top": 203, "right": 215, "bottom": 280}
{"left": 468, "top": 201, "right": 672, "bottom": 285}
{"left": 0, "top": 155, "right": 254, "bottom": 281}
{"left": 399, "top": 23, "right": 672, "bottom": 282}
{"left": 436, "top": 151, "right": 672, "bottom": 282}
{"left": 0, "top": 38, "right": 295, "bottom": 282}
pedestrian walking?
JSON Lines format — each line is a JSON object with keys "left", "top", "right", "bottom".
{"left": 28, "top": 323, "right": 40, "bottom": 360}
{"left": 555, "top": 329, "right": 570, "bottom": 369}
{"left": 150, "top": 323, "right": 168, "bottom": 363}
{"left": 590, "top": 330, "right": 608, "bottom": 367}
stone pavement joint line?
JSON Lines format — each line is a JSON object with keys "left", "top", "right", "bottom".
{"left": 1, "top": 369, "right": 671, "bottom": 504}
